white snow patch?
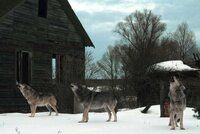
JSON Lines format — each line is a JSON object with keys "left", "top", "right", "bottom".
{"left": 151, "top": 60, "right": 199, "bottom": 72}
{"left": 0, "top": 105, "right": 200, "bottom": 134}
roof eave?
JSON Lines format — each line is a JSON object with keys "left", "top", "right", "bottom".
{"left": 58, "top": 0, "right": 95, "bottom": 48}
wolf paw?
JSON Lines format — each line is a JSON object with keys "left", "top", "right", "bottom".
{"left": 170, "top": 127, "right": 175, "bottom": 130}
{"left": 180, "top": 127, "right": 185, "bottom": 130}
{"left": 78, "top": 121, "right": 87, "bottom": 123}
{"left": 113, "top": 120, "right": 117, "bottom": 122}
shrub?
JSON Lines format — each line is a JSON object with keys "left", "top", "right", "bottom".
{"left": 193, "top": 106, "right": 200, "bottom": 119}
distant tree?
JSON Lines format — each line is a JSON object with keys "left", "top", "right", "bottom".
{"left": 97, "top": 45, "right": 123, "bottom": 87}
{"left": 114, "top": 9, "right": 166, "bottom": 76}
{"left": 85, "top": 50, "right": 100, "bottom": 79}
{"left": 159, "top": 34, "right": 180, "bottom": 61}
{"left": 112, "top": 44, "right": 129, "bottom": 79}
{"left": 114, "top": 10, "right": 166, "bottom": 106}
{"left": 173, "top": 22, "right": 196, "bottom": 61}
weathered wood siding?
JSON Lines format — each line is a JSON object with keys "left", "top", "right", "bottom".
{"left": 0, "top": 0, "right": 85, "bottom": 113}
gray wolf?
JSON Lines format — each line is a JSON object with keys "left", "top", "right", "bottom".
{"left": 168, "top": 76, "right": 186, "bottom": 130}
{"left": 16, "top": 83, "right": 58, "bottom": 117}
{"left": 71, "top": 83, "right": 118, "bottom": 123}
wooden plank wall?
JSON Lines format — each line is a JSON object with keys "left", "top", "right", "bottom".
{"left": 0, "top": 0, "right": 86, "bottom": 113}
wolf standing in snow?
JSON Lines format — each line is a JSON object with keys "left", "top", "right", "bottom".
{"left": 16, "top": 83, "right": 58, "bottom": 117}
{"left": 168, "top": 76, "right": 186, "bottom": 130}
{"left": 71, "top": 83, "right": 118, "bottom": 123}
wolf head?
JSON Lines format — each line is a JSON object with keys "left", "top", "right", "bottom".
{"left": 170, "top": 76, "right": 186, "bottom": 92}
{"left": 16, "top": 83, "right": 25, "bottom": 90}
{"left": 16, "top": 83, "right": 27, "bottom": 93}
{"left": 70, "top": 83, "right": 87, "bottom": 91}
{"left": 70, "top": 83, "right": 92, "bottom": 102}
{"left": 70, "top": 83, "right": 79, "bottom": 92}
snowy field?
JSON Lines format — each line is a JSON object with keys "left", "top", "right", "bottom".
{"left": 0, "top": 105, "right": 199, "bottom": 134}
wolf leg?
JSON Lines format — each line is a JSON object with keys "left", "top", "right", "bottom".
{"left": 49, "top": 104, "right": 58, "bottom": 116}
{"left": 170, "top": 113, "right": 175, "bottom": 130}
{"left": 180, "top": 112, "right": 185, "bottom": 130}
{"left": 29, "top": 105, "right": 37, "bottom": 117}
{"left": 29, "top": 105, "right": 33, "bottom": 117}
{"left": 108, "top": 106, "right": 117, "bottom": 122}
{"left": 79, "top": 106, "right": 90, "bottom": 123}
{"left": 104, "top": 107, "right": 111, "bottom": 122}
{"left": 29, "top": 105, "right": 35, "bottom": 117}
{"left": 85, "top": 110, "right": 89, "bottom": 122}
{"left": 46, "top": 105, "right": 52, "bottom": 116}
{"left": 168, "top": 115, "right": 171, "bottom": 126}
{"left": 32, "top": 105, "right": 37, "bottom": 117}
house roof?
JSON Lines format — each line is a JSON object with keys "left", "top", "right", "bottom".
{"left": 58, "top": 0, "right": 94, "bottom": 47}
{"left": 0, "top": 0, "right": 94, "bottom": 47}
{"left": 149, "top": 60, "right": 200, "bottom": 73}
{"left": 148, "top": 60, "right": 200, "bottom": 78}
{"left": 0, "top": 0, "right": 24, "bottom": 17}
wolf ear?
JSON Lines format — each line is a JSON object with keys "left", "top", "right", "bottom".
{"left": 16, "top": 81, "right": 19, "bottom": 85}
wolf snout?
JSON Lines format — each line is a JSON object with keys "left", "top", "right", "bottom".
{"left": 70, "top": 85, "right": 74, "bottom": 88}
{"left": 70, "top": 83, "right": 75, "bottom": 88}
{"left": 16, "top": 83, "right": 21, "bottom": 89}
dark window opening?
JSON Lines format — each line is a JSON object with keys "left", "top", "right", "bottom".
{"left": 16, "top": 51, "right": 31, "bottom": 85}
{"left": 52, "top": 54, "right": 57, "bottom": 81}
{"left": 16, "top": 51, "right": 21, "bottom": 83}
{"left": 52, "top": 54, "right": 64, "bottom": 84}
{"left": 38, "top": 0, "right": 48, "bottom": 18}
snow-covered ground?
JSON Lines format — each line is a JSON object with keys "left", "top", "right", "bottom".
{"left": 0, "top": 105, "right": 199, "bottom": 134}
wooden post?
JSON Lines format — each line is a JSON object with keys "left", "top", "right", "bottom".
{"left": 160, "top": 80, "right": 169, "bottom": 117}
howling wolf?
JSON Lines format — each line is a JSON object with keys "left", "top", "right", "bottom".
{"left": 168, "top": 76, "right": 186, "bottom": 130}
{"left": 71, "top": 83, "right": 118, "bottom": 123}
{"left": 16, "top": 83, "right": 58, "bottom": 117}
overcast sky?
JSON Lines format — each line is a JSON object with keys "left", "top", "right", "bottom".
{"left": 68, "top": 0, "right": 200, "bottom": 61}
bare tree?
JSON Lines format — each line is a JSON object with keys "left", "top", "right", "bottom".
{"left": 159, "top": 34, "right": 180, "bottom": 61}
{"left": 85, "top": 50, "right": 100, "bottom": 79}
{"left": 114, "top": 9, "right": 166, "bottom": 74}
{"left": 97, "top": 45, "right": 123, "bottom": 87}
{"left": 173, "top": 22, "right": 196, "bottom": 61}
{"left": 114, "top": 9, "right": 166, "bottom": 107}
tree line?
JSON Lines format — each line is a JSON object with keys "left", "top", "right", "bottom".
{"left": 85, "top": 9, "right": 199, "bottom": 108}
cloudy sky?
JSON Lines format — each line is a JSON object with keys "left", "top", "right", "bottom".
{"left": 68, "top": 0, "right": 200, "bottom": 61}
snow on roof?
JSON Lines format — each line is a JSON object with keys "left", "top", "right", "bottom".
{"left": 150, "top": 60, "right": 199, "bottom": 72}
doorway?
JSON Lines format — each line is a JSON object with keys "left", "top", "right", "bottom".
{"left": 16, "top": 51, "right": 31, "bottom": 84}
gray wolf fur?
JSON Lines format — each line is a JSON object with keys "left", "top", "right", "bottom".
{"left": 17, "top": 83, "right": 58, "bottom": 117}
{"left": 71, "top": 83, "right": 118, "bottom": 123}
{"left": 168, "top": 76, "right": 186, "bottom": 130}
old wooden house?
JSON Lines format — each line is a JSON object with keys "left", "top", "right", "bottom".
{"left": 0, "top": 0, "right": 94, "bottom": 113}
